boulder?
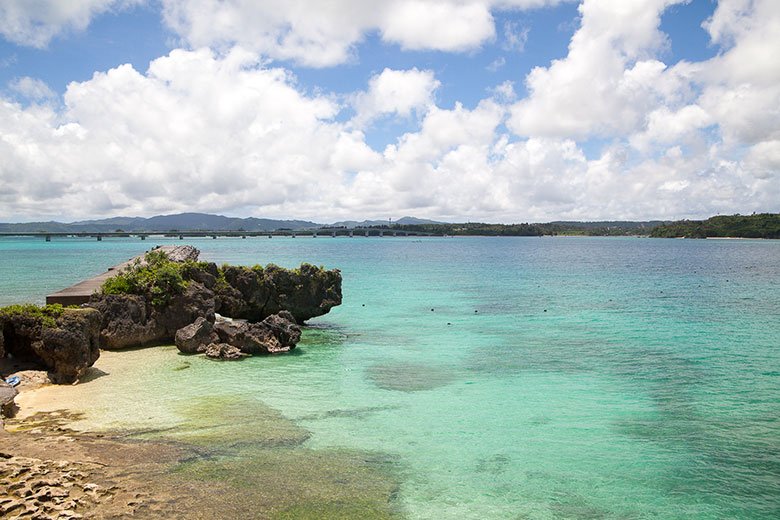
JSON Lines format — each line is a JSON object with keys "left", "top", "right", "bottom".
{"left": 175, "top": 317, "right": 217, "bottom": 354}
{"left": 209, "top": 312, "right": 301, "bottom": 355}
{"left": 0, "top": 307, "right": 101, "bottom": 384}
{"left": 261, "top": 311, "right": 301, "bottom": 349}
{"left": 203, "top": 343, "right": 244, "bottom": 360}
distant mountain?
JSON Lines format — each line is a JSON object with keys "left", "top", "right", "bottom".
{"left": 0, "top": 213, "right": 322, "bottom": 233}
{"left": 330, "top": 216, "right": 446, "bottom": 228}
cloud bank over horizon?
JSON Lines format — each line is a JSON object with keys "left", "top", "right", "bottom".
{"left": 0, "top": 0, "right": 778, "bottom": 222}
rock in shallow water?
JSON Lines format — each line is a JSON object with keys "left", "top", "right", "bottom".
{"left": 203, "top": 343, "right": 245, "bottom": 360}
{"left": 174, "top": 317, "right": 216, "bottom": 354}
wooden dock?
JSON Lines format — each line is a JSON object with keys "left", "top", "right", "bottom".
{"left": 45, "top": 245, "right": 182, "bottom": 306}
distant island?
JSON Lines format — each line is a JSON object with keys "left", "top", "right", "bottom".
{"left": 0, "top": 212, "right": 778, "bottom": 238}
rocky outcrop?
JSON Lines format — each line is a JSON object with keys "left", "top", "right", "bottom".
{"left": 175, "top": 313, "right": 301, "bottom": 358}
{"left": 0, "top": 307, "right": 101, "bottom": 384}
{"left": 216, "top": 263, "right": 342, "bottom": 324}
{"left": 88, "top": 294, "right": 162, "bottom": 350}
{"left": 90, "top": 248, "right": 340, "bottom": 351}
{"left": 90, "top": 282, "right": 215, "bottom": 350}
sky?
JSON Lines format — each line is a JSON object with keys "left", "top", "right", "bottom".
{"left": 0, "top": 0, "right": 778, "bottom": 223}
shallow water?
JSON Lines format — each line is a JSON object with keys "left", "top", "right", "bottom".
{"left": 3, "top": 235, "right": 780, "bottom": 518}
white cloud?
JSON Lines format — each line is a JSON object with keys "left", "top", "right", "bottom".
{"left": 1, "top": 0, "right": 778, "bottom": 223}
{"left": 352, "top": 68, "right": 440, "bottom": 127}
{"left": 508, "top": 0, "right": 687, "bottom": 139}
{"left": 8, "top": 77, "right": 57, "bottom": 101}
{"left": 380, "top": 1, "right": 495, "bottom": 52}
{"left": 160, "top": 0, "right": 563, "bottom": 67}
{"left": 0, "top": 0, "right": 142, "bottom": 48}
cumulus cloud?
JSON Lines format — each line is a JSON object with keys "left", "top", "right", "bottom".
{"left": 508, "top": 0, "right": 688, "bottom": 139}
{"left": 352, "top": 68, "right": 440, "bottom": 127}
{"left": 0, "top": 0, "right": 778, "bottom": 222}
{"left": 160, "top": 0, "right": 563, "bottom": 67}
{"left": 0, "top": 0, "right": 142, "bottom": 48}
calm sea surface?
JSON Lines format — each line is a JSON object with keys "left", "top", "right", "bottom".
{"left": 1, "top": 236, "right": 779, "bottom": 518}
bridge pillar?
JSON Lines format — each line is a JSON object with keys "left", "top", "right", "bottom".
{"left": 349, "top": 231, "right": 353, "bottom": 238}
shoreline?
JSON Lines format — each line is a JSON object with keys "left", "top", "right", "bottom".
{"left": 2, "top": 348, "right": 403, "bottom": 520}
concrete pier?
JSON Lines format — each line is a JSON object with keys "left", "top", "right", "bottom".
{"left": 45, "top": 245, "right": 182, "bottom": 306}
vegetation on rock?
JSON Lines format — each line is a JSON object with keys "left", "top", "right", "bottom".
{"left": 650, "top": 213, "right": 780, "bottom": 239}
{"left": 102, "top": 250, "right": 188, "bottom": 307}
{"left": 0, "top": 303, "right": 66, "bottom": 328}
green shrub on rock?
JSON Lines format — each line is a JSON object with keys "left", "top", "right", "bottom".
{"left": 101, "top": 251, "right": 188, "bottom": 307}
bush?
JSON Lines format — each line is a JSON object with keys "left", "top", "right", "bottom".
{"left": 100, "top": 251, "right": 188, "bottom": 307}
{"left": 0, "top": 303, "right": 65, "bottom": 328}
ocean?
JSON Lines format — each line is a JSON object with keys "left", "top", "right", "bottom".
{"left": 2, "top": 235, "right": 779, "bottom": 518}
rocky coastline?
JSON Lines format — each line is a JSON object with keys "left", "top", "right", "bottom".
{"left": 1, "top": 245, "right": 342, "bottom": 394}
{"left": 0, "top": 246, "right": 346, "bottom": 519}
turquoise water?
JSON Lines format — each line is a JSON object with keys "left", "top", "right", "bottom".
{"left": 2, "top": 235, "right": 779, "bottom": 518}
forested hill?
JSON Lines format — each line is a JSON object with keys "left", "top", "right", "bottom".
{"left": 649, "top": 214, "right": 780, "bottom": 239}
{"left": 388, "top": 221, "right": 661, "bottom": 236}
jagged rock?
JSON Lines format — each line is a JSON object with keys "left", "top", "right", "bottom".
{"left": 213, "top": 312, "right": 301, "bottom": 354}
{"left": 0, "top": 308, "right": 101, "bottom": 384}
{"left": 261, "top": 311, "right": 302, "bottom": 348}
{"left": 37, "top": 309, "right": 102, "bottom": 384}
{"left": 217, "top": 263, "right": 342, "bottom": 323}
{"left": 174, "top": 317, "right": 217, "bottom": 354}
{"left": 156, "top": 282, "right": 216, "bottom": 333}
{"left": 89, "top": 283, "right": 215, "bottom": 350}
{"left": 203, "top": 343, "right": 244, "bottom": 360}
{"left": 88, "top": 294, "right": 163, "bottom": 350}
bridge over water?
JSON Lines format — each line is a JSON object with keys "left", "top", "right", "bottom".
{"left": 0, "top": 228, "right": 437, "bottom": 241}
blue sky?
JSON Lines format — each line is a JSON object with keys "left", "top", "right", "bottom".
{"left": 0, "top": 0, "right": 777, "bottom": 223}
